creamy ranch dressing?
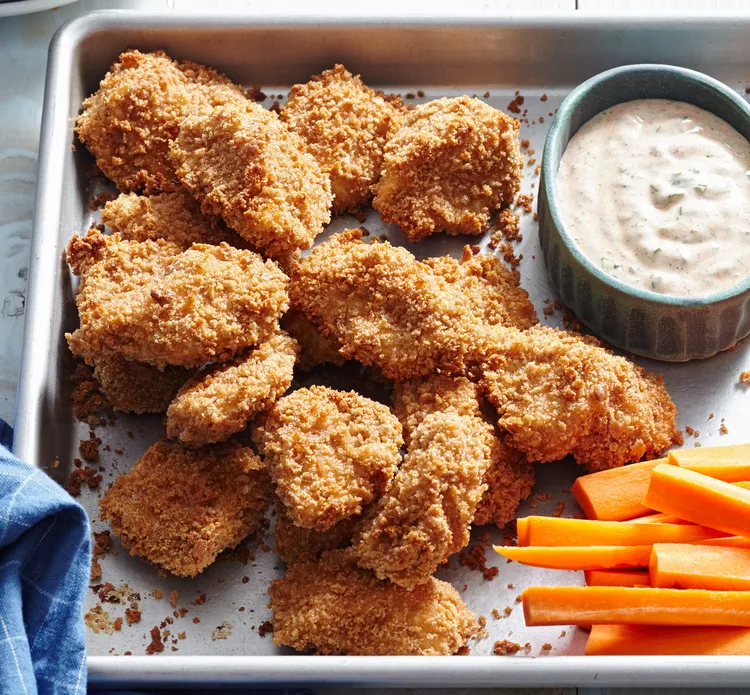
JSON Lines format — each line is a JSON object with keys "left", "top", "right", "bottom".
{"left": 556, "top": 98, "right": 750, "bottom": 296}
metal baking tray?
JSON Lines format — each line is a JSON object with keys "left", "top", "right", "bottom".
{"left": 13, "top": 9, "right": 750, "bottom": 688}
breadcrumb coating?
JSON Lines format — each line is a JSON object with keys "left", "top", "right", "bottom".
{"left": 269, "top": 549, "right": 478, "bottom": 655}
{"left": 92, "top": 354, "right": 192, "bottom": 414}
{"left": 170, "top": 99, "right": 332, "bottom": 260}
{"left": 353, "top": 410, "right": 492, "bottom": 588}
{"left": 166, "top": 331, "right": 298, "bottom": 445}
{"left": 65, "top": 230, "right": 288, "bottom": 368}
{"left": 254, "top": 385, "right": 402, "bottom": 531}
{"left": 425, "top": 248, "right": 538, "bottom": 330}
{"left": 392, "top": 374, "right": 534, "bottom": 529}
{"left": 281, "top": 64, "right": 403, "bottom": 214}
{"left": 76, "top": 49, "right": 244, "bottom": 192}
{"left": 99, "top": 440, "right": 271, "bottom": 577}
{"left": 372, "top": 96, "right": 522, "bottom": 242}
{"left": 290, "top": 229, "right": 479, "bottom": 381}
{"left": 479, "top": 325, "right": 680, "bottom": 472}
{"left": 273, "top": 501, "right": 361, "bottom": 565}
{"left": 281, "top": 309, "right": 345, "bottom": 370}
{"left": 101, "top": 188, "right": 246, "bottom": 249}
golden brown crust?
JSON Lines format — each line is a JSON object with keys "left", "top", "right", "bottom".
{"left": 65, "top": 230, "right": 288, "bottom": 368}
{"left": 99, "top": 440, "right": 271, "bottom": 577}
{"left": 280, "top": 309, "right": 345, "bottom": 370}
{"left": 101, "top": 188, "right": 246, "bottom": 249}
{"left": 170, "top": 99, "right": 332, "bottom": 260}
{"left": 280, "top": 64, "right": 403, "bottom": 214}
{"left": 289, "top": 230, "right": 479, "bottom": 381}
{"left": 92, "top": 354, "right": 192, "bottom": 414}
{"left": 268, "top": 549, "right": 478, "bottom": 655}
{"left": 166, "top": 331, "right": 298, "bottom": 445}
{"left": 76, "top": 49, "right": 245, "bottom": 193}
{"left": 479, "top": 325, "right": 680, "bottom": 471}
{"left": 353, "top": 410, "right": 492, "bottom": 588}
{"left": 254, "top": 385, "right": 402, "bottom": 531}
{"left": 372, "top": 96, "right": 522, "bottom": 242}
{"left": 425, "top": 249, "right": 538, "bottom": 331}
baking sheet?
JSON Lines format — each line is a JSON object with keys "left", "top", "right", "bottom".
{"left": 13, "top": 10, "right": 750, "bottom": 687}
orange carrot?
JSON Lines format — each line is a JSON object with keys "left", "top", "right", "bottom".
{"left": 571, "top": 458, "right": 672, "bottom": 521}
{"left": 522, "top": 585, "right": 750, "bottom": 627}
{"left": 516, "top": 516, "right": 723, "bottom": 547}
{"left": 643, "top": 463, "right": 750, "bottom": 538}
{"left": 584, "top": 569, "right": 649, "bottom": 587}
{"left": 494, "top": 545, "right": 651, "bottom": 570}
{"left": 628, "top": 512, "right": 685, "bottom": 524}
{"left": 585, "top": 624, "right": 750, "bottom": 656}
{"left": 650, "top": 543, "right": 750, "bottom": 591}
{"left": 701, "top": 536, "right": 750, "bottom": 549}
{"left": 669, "top": 444, "right": 750, "bottom": 482}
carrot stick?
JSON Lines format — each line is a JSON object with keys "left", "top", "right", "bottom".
{"left": 494, "top": 545, "right": 651, "bottom": 570}
{"left": 701, "top": 536, "right": 750, "bottom": 549}
{"left": 584, "top": 569, "right": 649, "bottom": 587}
{"left": 516, "top": 516, "right": 723, "bottom": 547}
{"left": 522, "top": 586, "right": 750, "bottom": 627}
{"left": 669, "top": 444, "right": 750, "bottom": 482}
{"left": 585, "top": 624, "right": 750, "bottom": 656}
{"left": 571, "top": 458, "right": 672, "bottom": 521}
{"left": 650, "top": 543, "right": 750, "bottom": 591}
{"left": 627, "top": 512, "right": 685, "bottom": 524}
{"left": 643, "top": 463, "right": 750, "bottom": 538}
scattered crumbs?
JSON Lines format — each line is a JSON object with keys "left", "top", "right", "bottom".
{"left": 515, "top": 193, "right": 534, "bottom": 214}
{"left": 559, "top": 630, "right": 567, "bottom": 638}
{"left": 694, "top": 429, "right": 701, "bottom": 437}
{"left": 515, "top": 594, "right": 523, "bottom": 603}
{"left": 52, "top": 457, "right": 60, "bottom": 469}
{"left": 270, "top": 100, "right": 280, "bottom": 114}
{"left": 124, "top": 651, "right": 132, "bottom": 656}
{"left": 520, "top": 138, "right": 530, "bottom": 149}
{"left": 493, "top": 640, "right": 521, "bottom": 656}
{"left": 92, "top": 530, "right": 112, "bottom": 557}
{"left": 90, "top": 557, "right": 102, "bottom": 581}
{"left": 685, "top": 425, "right": 695, "bottom": 436}
{"left": 125, "top": 608, "right": 141, "bottom": 625}
{"left": 169, "top": 590, "right": 179, "bottom": 609}
{"left": 152, "top": 589, "right": 164, "bottom": 600}
{"left": 79, "top": 432, "right": 100, "bottom": 462}
{"left": 504, "top": 606, "right": 513, "bottom": 616}
{"left": 417, "top": 90, "right": 425, "bottom": 98}
{"left": 146, "top": 626, "right": 165, "bottom": 654}
{"left": 507, "top": 95, "right": 525, "bottom": 113}
{"left": 405, "top": 92, "right": 416, "bottom": 99}
{"left": 708, "top": 413, "right": 715, "bottom": 420}
{"left": 89, "top": 191, "right": 117, "bottom": 211}
{"left": 543, "top": 304, "right": 555, "bottom": 317}
{"left": 191, "top": 593, "right": 207, "bottom": 606}
{"left": 212, "top": 621, "right": 233, "bottom": 641}
{"left": 239, "top": 607, "right": 245, "bottom": 613}
{"left": 746, "top": 87, "right": 750, "bottom": 95}
{"left": 695, "top": 442, "right": 702, "bottom": 448}
{"left": 529, "top": 492, "right": 554, "bottom": 509}
{"left": 192, "top": 617, "right": 200, "bottom": 624}
{"left": 456, "top": 645, "right": 470, "bottom": 656}
{"left": 534, "top": 165, "right": 541, "bottom": 176}
{"left": 538, "top": 117, "right": 545, "bottom": 124}
{"left": 552, "top": 500, "right": 565, "bottom": 518}
{"left": 246, "top": 84, "right": 266, "bottom": 101}
{"left": 523, "top": 642, "right": 532, "bottom": 653}
{"left": 85, "top": 605, "right": 115, "bottom": 634}
{"left": 241, "top": 576, "right": 249, "bottom": 584}
{"left": 740, "top": 371, "right": 750, "bottom": 384}
{"left": 541, "top": 93, "right": 548, "bottom": 101}
{"left": 483, "top": 91, "right": 490, "bottom": 98}
{"left": 114, "top": 448, "right": 124, "bottom": 456}
{"left": 258, "top": 621, "right": 273, "bottom": 637}
{"left": 462, "top": 584, "right": 468, "bottom": 592}
{"left": 113, "top": 617, "right": 123, "bottom": 632}
{"left": 541, "top": 643, "right": 552, "bottom": 652}
{"left": 458, "top": 544, "right": 499, "bottom": 580}
{"left": 507, "top": 583, "right": 514, "bottom": 590}
{"left": 720, "top": 422, "right": 729, "bottom": 435}
{"left": 492, "top": 608, "right": 501, "bottom": 620}
{"left": 178, "top": 607, "right": 188, "bottom": 618}
{"left": 478, "top": 615, "right": 487, "bottom": 628}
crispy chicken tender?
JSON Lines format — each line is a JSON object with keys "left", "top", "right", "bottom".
{"left": 76, "top": 49, "right": 245, "bottom": 192}
{"left": 280, "top": 310, "right": 345, "bottom": 370}
{"left": 392, "top": 374, "right": 534, "bottom": 529}
{"left": 425, "top": 248, "right": 538, "bottom": 330}
{"left": 99, "top": 440, "right": 271, "bottom": 577}
{"left": 254, "top": 386, "right": 402, "bottom": 531}
{"left": 372, "top": 96, "right": 523, "bottom": 242}
{"left": 353, "top": 410, "right": 492, "bottom": 588}
{"left": 65, "top": 230, "right": 288, "bottom": 369}
{"left": 273, "top": 501, "right": 361, "bottom": 565}
{"left": 280, "top": 64, "right": 403, "bottom": 214}
{"left": 290, "top": 230, "right": 480, "bottom": 381}
{"left": 479, "top": 325, "right": 680, "bottom": 472}
{"left": 92, "top": 354, "right": 192, "bottom": 414}
{"left": 101, "top": 188, "right": 246, "bottom": 249}
{"left": 170, "top": 99, "right": 332, "bottom": 260}
{"left": 269, "top": 549, "right": 478, "bottom": 655}
{"left": 166, "top": 331, "right": 298, "bottom": 445}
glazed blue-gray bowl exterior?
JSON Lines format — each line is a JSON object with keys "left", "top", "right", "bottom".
{"left": 539, "top": 64, "right": 750, "bottom": 361}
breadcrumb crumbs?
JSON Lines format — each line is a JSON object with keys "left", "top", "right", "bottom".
{"left": 493, "top": 639, "right": 521, "bottom": 655}
{"left": 740, "top": 371, "right": 750, "bottom": 384}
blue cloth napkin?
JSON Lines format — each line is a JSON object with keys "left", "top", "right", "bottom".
{"left": 0, "top": 420, "right": 90, "bottom": 695}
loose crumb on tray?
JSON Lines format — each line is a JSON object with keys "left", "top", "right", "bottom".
{"left": 493, "top": 639, "right": 521, "bottom": 655}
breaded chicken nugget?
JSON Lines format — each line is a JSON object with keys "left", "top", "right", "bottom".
{"left": 166, "top": 331, "right": 298, "bottom": 445}
{"left": 353, "top": 410, "right": 492, "bottom": 588}
{"left": 170, "top": 99, "right": 332, "bottom": 260}
{"left": 101, "top": 188, "right": 246, "bottom": 249}
{"left": 391, "top": 374, "right": 534, "bottom": 529}
{"left": 92, "top": 354, "right": 192, "bottom": 414}
{"left": 290, "top": 230, "right": 479, "bottom": 381}
{"left": 76, "top": 50, "right": 244, "bottom": 193}
{"left": 269, "top": 549, "right": 478, "bottom": 655}
{"left": 425, "top": 248, "right": 538, "bottom": 330}
{"left": 479, "top": 325, "right": 680, "bottom": 472}
{"left": 373, "top": 96, "right": 522, "bottom": 242}
{"left": 280, "top": 309, "right": 345, "bottom": 371}
{"left": 65, "top": 231, "right": 288, "bottom": 369}
{"left": 254, "top": 385, "right": 402, "bottom": 531}
{"left": 99, "top": 440, "right": 271, "bottom": 577}
{"left": 281, "top": 64, "right": 403, "bottom": 214}
{"left": 273, "top": 501, "right": 361, "bottom": 565}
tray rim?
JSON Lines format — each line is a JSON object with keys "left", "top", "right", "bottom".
{"left": 16, "top": 8, "right": 750, "bottom": 686}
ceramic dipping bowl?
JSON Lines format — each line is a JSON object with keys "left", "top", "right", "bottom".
{"left": 538, "top": 64, "right": 750, "bottom": 361}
